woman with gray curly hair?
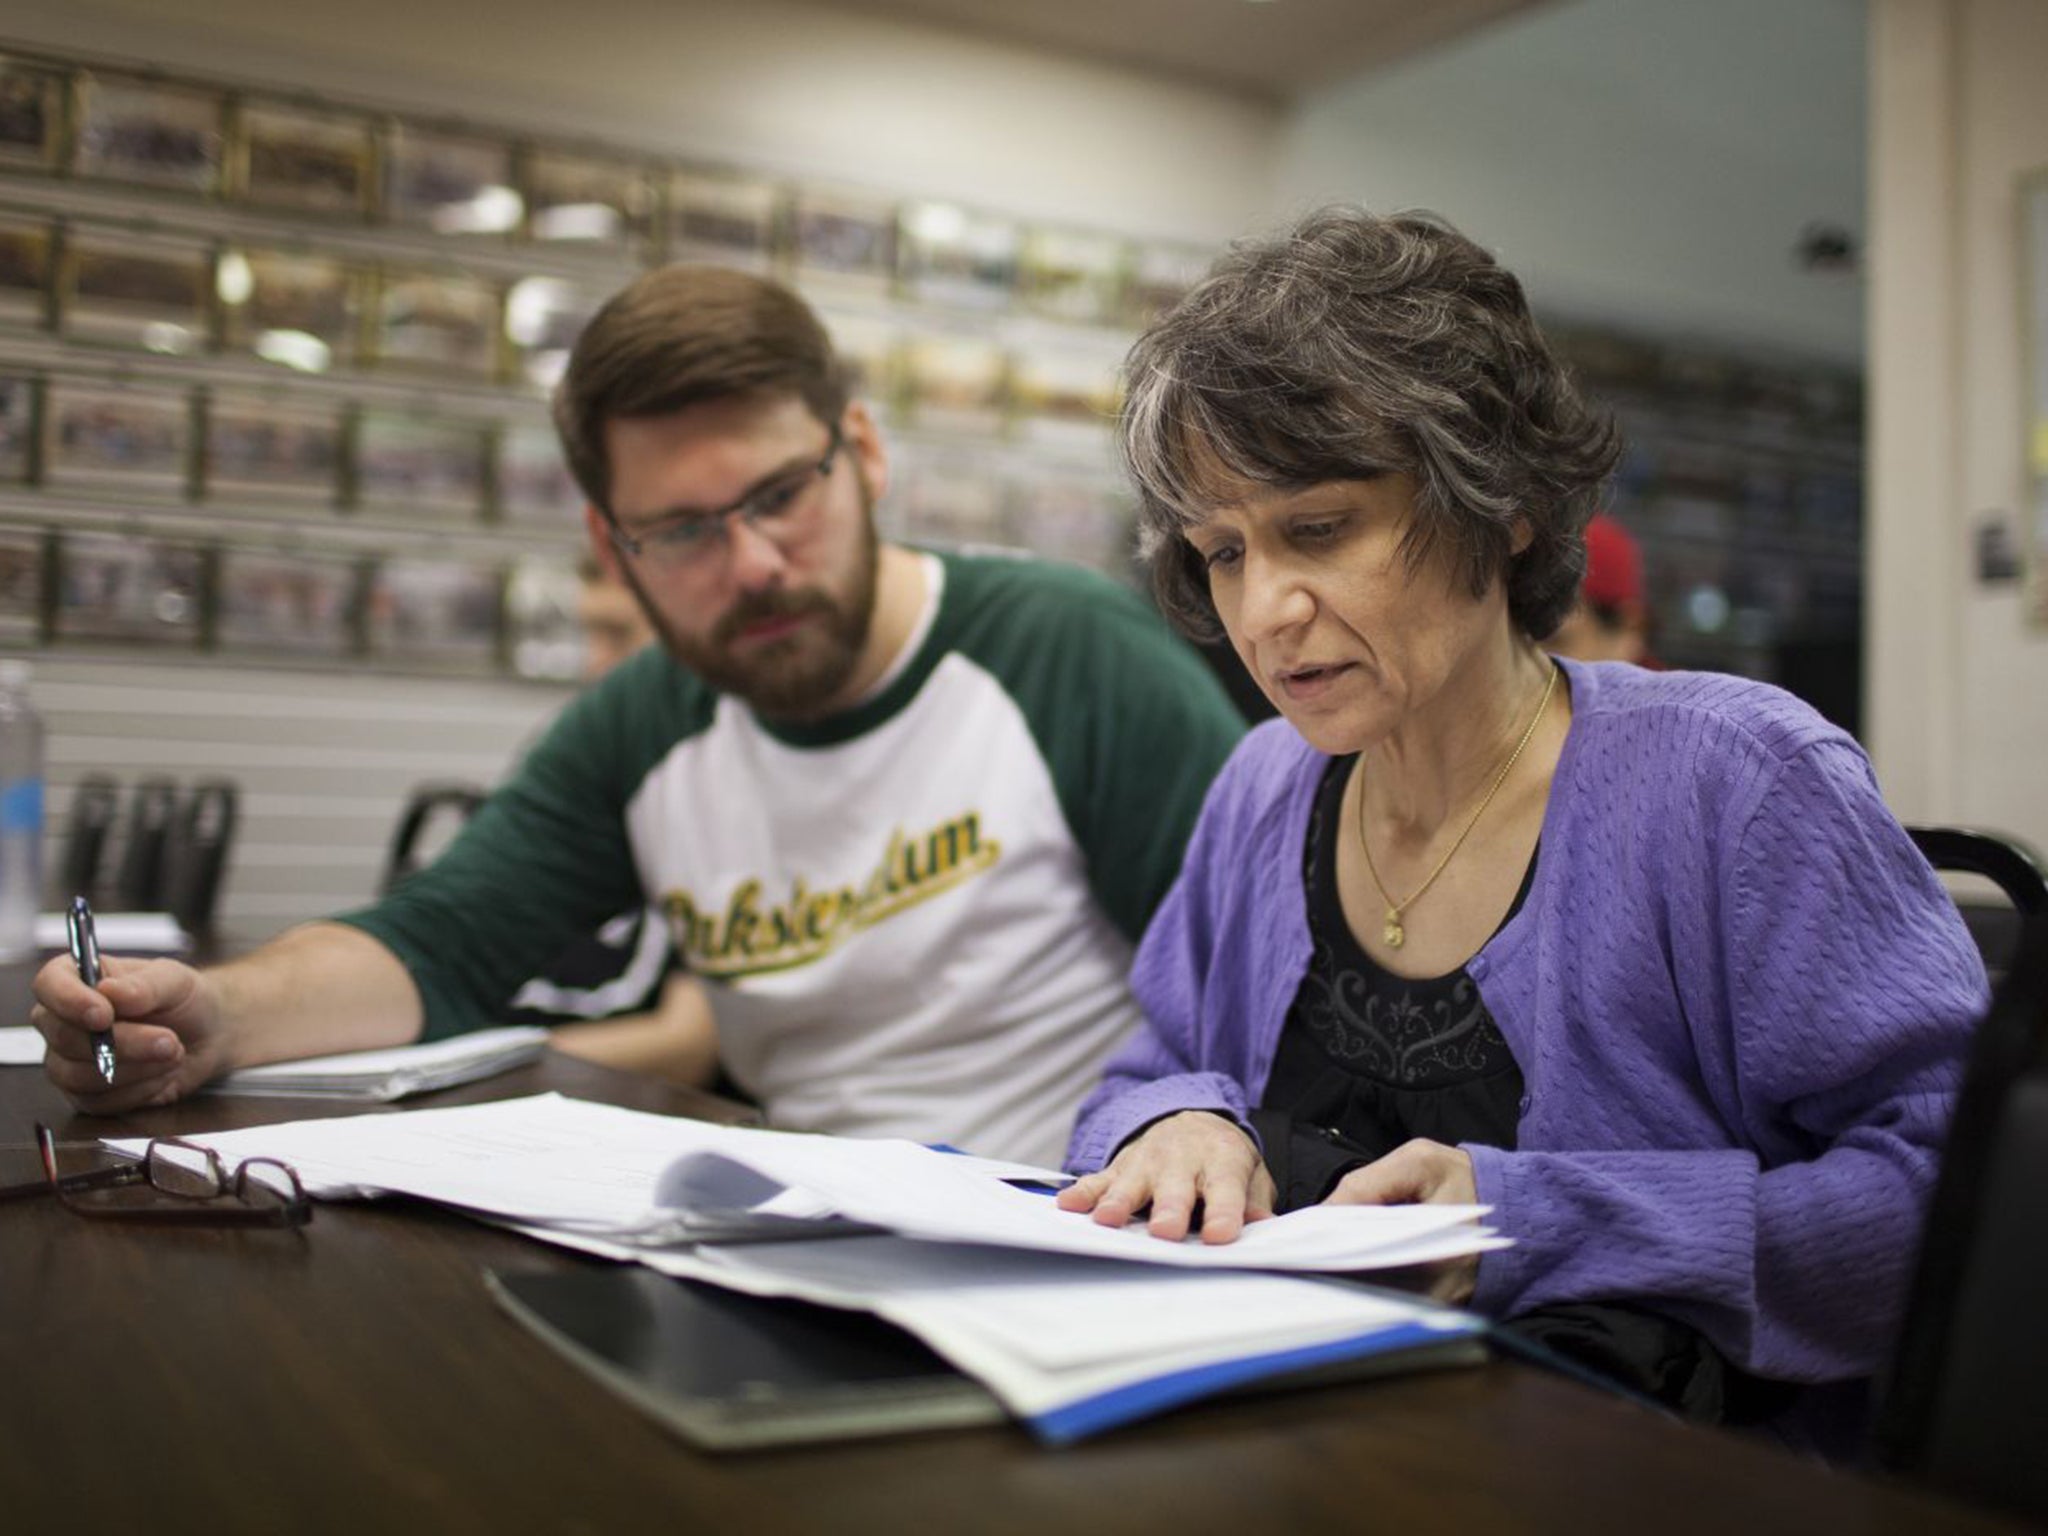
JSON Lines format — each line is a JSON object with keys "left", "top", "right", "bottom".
{"left": 1057, "top": 207, "right": 1983, "bottom": 1438}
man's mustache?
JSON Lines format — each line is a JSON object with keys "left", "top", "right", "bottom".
{"left": 711, "top": 588, "right": 838, "bottom": 645}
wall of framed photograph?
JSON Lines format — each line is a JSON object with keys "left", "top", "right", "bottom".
{"left": 0, "top": 37, "right": 1209, "bottom": 695}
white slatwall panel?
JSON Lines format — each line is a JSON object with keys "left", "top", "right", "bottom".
{"left": 18, "top": 652, "right": 572, "bottom": 946}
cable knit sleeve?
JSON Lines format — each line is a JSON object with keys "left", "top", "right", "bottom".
{"left": 1064, "top": 724, "right": 1309, "bottom": 1171}
{"left": 1466, "top": 733, "right": 1985, "bottom": 1381}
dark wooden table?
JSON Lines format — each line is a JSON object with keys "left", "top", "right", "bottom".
{"left": 0, "top": 1028, "right": 2016, "bottom": 1533}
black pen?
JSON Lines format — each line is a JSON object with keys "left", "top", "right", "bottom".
{"left": 66, "top": 895, "right": 114, "bottom": 1087}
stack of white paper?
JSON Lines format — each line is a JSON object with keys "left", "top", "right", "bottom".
{"left": 110, "top": 1094, "right": 1504, "bottom": 1269}
{"left": 204, "top": 1027, "right": 549, "bottom": 1102}
{"left": 105, "top": 1094, "right": 1501, "bottom": 1440}
{"left": 0, "top": 1026, "right": 45, "bottom": 1065}
{"left": 33, "top": 910, "right": 191, "bottom": 954}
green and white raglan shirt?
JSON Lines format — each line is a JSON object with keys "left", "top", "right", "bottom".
{"left": 339, "top": 549, "right": 1245, "bottom": 1167}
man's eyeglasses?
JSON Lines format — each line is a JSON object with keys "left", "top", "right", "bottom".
{"left": 0, "top": 1123, "right": 312, "bottom": 1227}
{"left": 605, "top": 427, "right": 843, "bottom": 575}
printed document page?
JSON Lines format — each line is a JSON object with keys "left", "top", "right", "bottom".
{"left": 205, "top": 1026, "right": 549, "bottom": 1101}
{"left": 109, "top": 1094, "right": 1503, "bottom": 1273}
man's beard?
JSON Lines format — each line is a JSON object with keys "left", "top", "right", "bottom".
{"left": 619, "top": 508, "right": 881, "bottom": 720}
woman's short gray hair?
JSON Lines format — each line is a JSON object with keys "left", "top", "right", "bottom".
{"left": 1121, "top": 207, "right": 1620, "bottom": 641}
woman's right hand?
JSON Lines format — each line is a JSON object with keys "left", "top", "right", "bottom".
{"left": 1055, "top": 1110, "right": 1277, "bottom": 1244}
{"left": 32, "top": 953, "right": 230, "bottom": 1115}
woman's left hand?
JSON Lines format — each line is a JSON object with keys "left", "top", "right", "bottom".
{"left": 1324, "top": 1138, "right": 1481, "bottom": 1306}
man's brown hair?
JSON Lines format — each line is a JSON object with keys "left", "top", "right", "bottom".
{"left": 552, "top": 265, "right": 851, "bottom": 513}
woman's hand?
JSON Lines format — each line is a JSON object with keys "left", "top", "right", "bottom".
{"left": 1056, "top": 1110, "right": 1277, "bottom": 1244}
{"left": 1325, "top": 1138, "right": 1481, "bottom": 1304}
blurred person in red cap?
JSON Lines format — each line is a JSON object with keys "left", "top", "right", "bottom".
{"left": 1547, "top": 512, "right": 1655, "bottom": 665}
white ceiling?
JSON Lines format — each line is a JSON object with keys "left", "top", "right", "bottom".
{"left": 826, "top": 0, "right": 1554, "bottom": 99}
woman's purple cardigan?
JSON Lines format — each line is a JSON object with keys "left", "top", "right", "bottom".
{"left": 1067, "top": 658, "right": 1986, "bottom": 1383}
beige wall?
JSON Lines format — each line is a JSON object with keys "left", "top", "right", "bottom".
{"left": 1868, "top": 0, "right": 2048, "bottom": 855}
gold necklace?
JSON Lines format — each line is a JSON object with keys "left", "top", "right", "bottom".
{"left": 1356, "top": 660, "right": 1559, "bottom": 950}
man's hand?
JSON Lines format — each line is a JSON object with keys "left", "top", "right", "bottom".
{"left": 1325, "top": 1138, "right": 1481, "bottom": 1304}
{"left": 32, "top": 953, "right": 229, "bottom": 1115}
{"left": 1056, "top": 1110, "right": 1277, "bottom": 1244}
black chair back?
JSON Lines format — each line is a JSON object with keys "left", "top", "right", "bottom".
{"left": 381, "top": 781, "right": 487, "bottom": 895}
{"left": 55, "top": 773, "right": 119, "bottom": 904}
{"left": 112, "top": 776, "right": 179, "bottom": 910}
{"left": 1873, "top": 827, "right": 2048, "bottom": 1520}
{"left": 162, "top": 779, "right": 239, "bottom": 936}
{"left": 1908, "top": 825, "right": 2046, "bottom": 983}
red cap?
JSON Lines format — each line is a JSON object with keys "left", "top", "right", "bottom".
{"left": 1581, "top": 514, "right": 1643, "bottom": 609}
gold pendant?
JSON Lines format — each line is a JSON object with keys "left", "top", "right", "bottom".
{"left": 1384, "top": 911, "right": 1405, "bottom": 949}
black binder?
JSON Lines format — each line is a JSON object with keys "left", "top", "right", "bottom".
{"left": 484, "top": 1266, "right": 1003, "bottom": 1451}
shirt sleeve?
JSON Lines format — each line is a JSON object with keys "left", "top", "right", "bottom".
{"left": 977, "top": 567, "right": 1245, "bottom": 945}
{"left": 1062, "top": 608, "right": 1246, "bottom": 944}
{"left": 1064, "top": 736, "right": 1270, "bottom": 1170}
{"left": 1466, "top": 738, "right": 1986, "bottom": 1381}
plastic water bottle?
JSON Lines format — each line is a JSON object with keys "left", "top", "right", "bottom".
{"left": 0, "top": 659, "right": 44, "bottom": 961}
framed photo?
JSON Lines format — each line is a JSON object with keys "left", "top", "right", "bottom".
{"left": 353, "top": 411, "right": 488, "bottom": 517}
{"left": 1009, "top": 338, "right": 1125, "bottom": 447}
{"left": 504, "top": 555, "right": 583, "bottom": 680}
{"left": 54, "top": 531, "right": 204, "bottom": 646}
{"left": 237, "top": 101, "right": 374, "bottom": 216}
{"left": 790, "top": 185, "right": 896, "bottom": 293}
{"left": 365, "top": 556, "right": 502, "bottom": 670}
{"left": 74, "top": 73, "right": 223, "bottom": 193}
{"left": 523, "top": 147, "right": 652, "bottom": 247}
{"left": 217, "top": 248, "right": 359, "bottom": 372}
{"left": 1126, "top": 241, "right": 1214, "bottom": 327}
{"left": 0, "top": 58, "right": 66, "bottom": 172}
{"left": 62, "top": 229, "right": 210, "bottom": 354}
{"left": 0, "top": 527, "right": 45, "bottom": 644}
{"left": 44, "top": 379, "right": 192, "bottom": 495}
{"left": 901, "top": 333, "right": 1008, "bottom": 435}
{"left": 668, "top": 169, "right": 780, "bottom": 269}
{"left": 0, "top": 214, "right": 54, "bottom": 328}
{"left": 890, "top": 451, "right": 1011, "bottom": 550}
{"left": 0, "top": 373, "right": 39, "bottom": 483}
{"left": 214, "top": 546, "right": 362, "bottom": 658}
{"left": 386, "top": 125, "right": 520, "bottom": 237}
{"left": 203, "top": 390, "right": 343, "bottom": 503}
{"left": 1019, "top": 228, "right": 1127, "bottom": 327}
{"left": 373, "top": 266, "right": 501, "bottom": 377}
{"left": 503, "top": 275, "right": 604, "bottom": 390}
{"left": 898, "top": 201, "right": 1019, "bottom": 311}
{"left": 818, "top": 310, "right": 900, "bottom": 416}
{"left": 496, "top": 422, "right": 583, "bottom": 527}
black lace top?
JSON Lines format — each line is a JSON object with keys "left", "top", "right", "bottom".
{"left": 1256, "top": 754, "right": 1532, "bottom": 1210}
